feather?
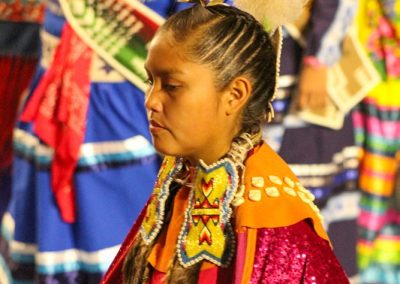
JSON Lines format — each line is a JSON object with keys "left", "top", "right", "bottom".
{"left": 234, "top": 0, "right": 309, "bottom": 31}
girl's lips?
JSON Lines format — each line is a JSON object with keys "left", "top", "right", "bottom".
{"left": 149, "top": 120, "right": 165, "bottom": 133}
{"left": 149, "top": 120, "right": 163, "bottom": 128}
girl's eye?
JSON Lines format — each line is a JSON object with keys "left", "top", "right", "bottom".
{"left": 145, "top": 78, "right": 153, "bottom": 86}
{"left": 163, "top": 83, "right": 180, "bottom": 93}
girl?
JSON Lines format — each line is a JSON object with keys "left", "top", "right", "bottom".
{"left": 102, "top": 1, "right": 349, "bottom": 283}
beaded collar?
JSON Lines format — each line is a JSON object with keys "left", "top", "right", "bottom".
{"left": 140, "top": 133, "right": 261, "bottom": 267}
{"left": 177, "top": 158, "right": 238, "bottom": 267}
{"left": 140, "top": 156, "right": 239, "bottom": 267}
{"left": 140, "top": 156, "right": 183, "bottom": 244}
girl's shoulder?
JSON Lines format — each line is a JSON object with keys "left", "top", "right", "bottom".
{"left": 234, "top": 142, "right": 328, "bottom": 241}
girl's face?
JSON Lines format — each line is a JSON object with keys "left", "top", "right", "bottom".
{"left": 144, "top": 31, "right": 237, "bottom": 165}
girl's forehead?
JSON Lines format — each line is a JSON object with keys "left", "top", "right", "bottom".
{"left": 146, "top": 41, "right": 191, "bottom": 75}
{"left": 147, "top": 34, "right": 176, "bottom": 59}
{"left": 151, "top": 30, "right": 176, "bottom": 48}
{"left": 148, "top": 32, "right": 195, "bottom": 65}
{"left": 152, "top": 30, "right": 195, "bottom": 54}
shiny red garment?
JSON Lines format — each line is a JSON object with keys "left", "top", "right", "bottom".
{"left": 102, "top": 218, "right": 349, "bottom": 284}
{"left": 147, "top": 221, "right": 349, "bottom": 284}
{"left": 249, "top": 221, "right": 349, "bottom": 284}
{"left": 0, "top": 56, "right": 37, "bottom": 169}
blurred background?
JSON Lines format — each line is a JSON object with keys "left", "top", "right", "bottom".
{"left": 1, "top": 0, "right": 400, "bottom": 283}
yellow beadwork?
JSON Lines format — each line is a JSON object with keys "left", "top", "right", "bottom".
{"left": 268, "top": 175, "right": 283, "bottom": 185}
{"left": 185, "top": 166, "right": 229, "bottom": 259}
{"left": 249, "top": 189, "right": 262, "bottom": 201}
{"left": 284, "top": 177, "right": 295, "bottom": 188}
{"left": 251, "top": 176, "right": 265, "bottom": 188}
{"left": 265, "top": 186, "right": 280, "bottom": 197}
{"left": 283, "top": 186, "right": 297, "bottom": 197}
{"left": 141, "top": 156, "right": 179, "bottom": 244}
{"left": 298, "top": 191, "right": 311, "bottom": 204}
{"left": 177, "top": 0, "right": 224, "bottom": 7}
{"left": 178, "top": 159, "right": 237, "bottom": 267}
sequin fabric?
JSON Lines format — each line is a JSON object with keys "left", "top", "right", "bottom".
{"left": 250, "top": 220, "right": 349, "bottom": 284}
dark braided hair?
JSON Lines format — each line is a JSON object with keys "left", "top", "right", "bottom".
{"left": 160, "top": 4, "right": 277, "bottom": 134}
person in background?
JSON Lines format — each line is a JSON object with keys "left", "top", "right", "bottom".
{"left": 262, "top": 0, "right": 360, "bottom": 279}
{"left": 0, "top": 0, "right": 43, "bottom": 220}
{"left": 354, "top": 0, "right": 400, "bottom": 282}
{"left": 0, "top": 0, "right": 186, "bottom": 283}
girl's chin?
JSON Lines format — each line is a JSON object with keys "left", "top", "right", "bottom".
{"left": 153, "top": 144, "right": 178, "bottom": 157}
{"left": 154, "top": 145, "right": 192, "bottom": 163}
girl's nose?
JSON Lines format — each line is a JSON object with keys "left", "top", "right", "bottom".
{"left": 144, "top": 85, "right": 162, "bottom": 113}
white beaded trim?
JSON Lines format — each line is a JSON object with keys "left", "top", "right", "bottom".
{"left": 230, "top": 132, "right": 262, "bottom": 207}
{"left": 140, "top": 158, "right": 183, "bottom": 245}
{"left": 294, "top": 182, "right": 323, "bottom": 223}
{"left": 296, "top": 182, "right": 316, "bottom": 201}
{"left": 232, "top": 196, "right": 245, "bottom": 206}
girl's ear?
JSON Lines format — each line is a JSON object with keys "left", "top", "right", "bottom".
{"left": 223, "top": 76, "right": 252, "bottom": 116}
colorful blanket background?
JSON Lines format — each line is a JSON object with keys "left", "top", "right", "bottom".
{"left": 354, "top": 0, "right": 400, "bottom": 283}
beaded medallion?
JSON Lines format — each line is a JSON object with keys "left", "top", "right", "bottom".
{"left": 177, "top": 158, "right": 238, "bottom": 267}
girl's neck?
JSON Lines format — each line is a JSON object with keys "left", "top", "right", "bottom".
{"left": 185, "top": 140, "right": 233, "bottom": 167}
{"left": 184, "top": 131, "right": 262, "bottom": 168}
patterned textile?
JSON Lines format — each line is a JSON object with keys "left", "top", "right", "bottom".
{"left": 0, "top": 0, "right": 44, "bottom": 23}
{"left": 59, "top": 0, "right": 164, "bottom": 91}
{"left": 354, "top": 0, "right": 400, "bottom": 282}
{"left": 262, "top": 0, "right": 360, "bottom": 277}
{"left": 0, "top": 1, "right": 187, "bottom": 283}
{"left": 21, "top": 24, "right": 92, "bottom": 223}
{"left": 19, "top": 0, "right": 170, "bottom": 223}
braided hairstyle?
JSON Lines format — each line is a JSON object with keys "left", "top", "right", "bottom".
{"left": 160, "top": 4, "right": 277, "bottom": 135}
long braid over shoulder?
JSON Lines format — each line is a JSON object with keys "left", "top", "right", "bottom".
{"left": 160, "top": 4, "right": 277, "bottom": 135}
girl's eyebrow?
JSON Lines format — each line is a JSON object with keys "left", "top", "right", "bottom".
{"left": 144, "top": 65, "right": 185, "bottom": 76}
